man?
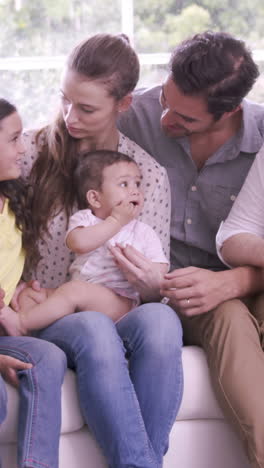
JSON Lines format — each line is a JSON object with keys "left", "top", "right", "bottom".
{"left": 116, "top": 31, "right": 264, "bottom": 467}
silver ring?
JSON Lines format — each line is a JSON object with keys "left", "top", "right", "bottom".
{"left": 186, "top": 298, "right": 190, "bottom": 305}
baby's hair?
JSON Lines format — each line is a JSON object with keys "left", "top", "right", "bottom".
{"left": 73, "top": 149, "right": 138, "bottom": 209}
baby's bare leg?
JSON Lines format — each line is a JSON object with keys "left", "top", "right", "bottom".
{"left": 0, "top": 287, "right": 53, "bottom": 336}
{"left": 17, "top": 280, "right": 133, "bottom": 332}
{"left": 0, "top": 305, "right": 24, "bottom": 336}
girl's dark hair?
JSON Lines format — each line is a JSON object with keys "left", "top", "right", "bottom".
{"left": 0, "top": 98, "right": 40, "bottom": 267}
{"left": 28, "top": 33, "right": 140, "bottom": 256}
{"left": 73, "top": 149, "right": 138, "bottom": 209}
{"left": 170, "top": 31, "right": 259, "bottom": 120}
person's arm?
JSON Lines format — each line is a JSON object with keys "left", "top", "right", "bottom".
{"left": 67, "top": 200, "right": 141, "bottom": 254}
{"left": 110, "top": 222, "right": 170, "bottom": 302}
{"left": 217, "top": 147, "right": 264, "bottom": 266}
{"left": 221, "top": 233, "right": 264, "bottom": 267}
{"left": 0, "top": 354, "right": 32, "bottom": 387}
{"left": 160, "top": 264, "right": 264, "bottom": 316}
{"left": 110, "top": 244, "right": 168, "bottom": 302}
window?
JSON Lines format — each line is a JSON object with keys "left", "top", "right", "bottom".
{"left": 1, "top": 0, "right": 264, "bottom": 127}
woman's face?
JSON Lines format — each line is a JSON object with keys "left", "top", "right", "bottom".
{"left": 60, "top": 68, "right": 122, "bottom": 141}
{"left": 0, "top": 111, "right": 25, "bottom": 181}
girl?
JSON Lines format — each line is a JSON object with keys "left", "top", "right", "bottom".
{"left": 0, "top": 97, "right": 66, "bottom": 468}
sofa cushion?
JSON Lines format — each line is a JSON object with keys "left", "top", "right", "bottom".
{"left": 0, "top": 346, "right": 224, "bottom": 444}
{"left": 178, "top": 346, "right": 224, "bottom": 421}
{"left": 0, "top": 370, "right": 85, "bottom": 444}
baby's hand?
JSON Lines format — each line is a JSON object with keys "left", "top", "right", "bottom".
{"left": 110, "top": 199, "right": 141, "bottom": 227}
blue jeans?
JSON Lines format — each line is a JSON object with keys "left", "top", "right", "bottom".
{"left": 0, "top": 374, "right": 7, "bottom": 425}
{"left": 0, "top": 337, "right": 67, "bottom": 468}
{"left": 39, "top": 302, "right": 183, "bottom": 468}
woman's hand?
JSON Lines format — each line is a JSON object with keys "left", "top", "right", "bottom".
{"left": 109, "top": 244, "right": 163, "bottom": 302}
{"left": 0, "top": 354, "right": 32, "bottom": 387}
{"left": 11, "top": 280, "right": 41, "bottom": 312}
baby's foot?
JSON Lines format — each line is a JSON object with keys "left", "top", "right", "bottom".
{"left": 0, "top": 306, "right": 26, "bottom": 336}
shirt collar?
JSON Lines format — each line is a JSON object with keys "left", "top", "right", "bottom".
{"left": 192, "top": 99, "right": 264, "bottom": 165}
{"left": 239, "top": 98, "right": 264, "bottom": 154}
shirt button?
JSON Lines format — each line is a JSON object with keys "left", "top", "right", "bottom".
{"left": 191, "top": 185, "right": 197, "bottom": 191}
{"left": 230, "top": 194, "right": 236, "bottom": 201}
{"left": 186, "top": 218, "right": 192, "bottom": 224}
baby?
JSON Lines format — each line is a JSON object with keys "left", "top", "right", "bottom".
{"left": 0, "top": 149, "right": 169, "bottom": 335}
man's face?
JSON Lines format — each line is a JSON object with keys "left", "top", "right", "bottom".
{"left": 160, "top": 75, "right": 216, "bottom": 138}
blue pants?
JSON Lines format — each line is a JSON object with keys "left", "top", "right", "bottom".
{"left": 39, "top": 302, "right": 183, "bottom": 468}
{"left": 0, "top": 337, "right": 67, "bottom": 468}
{"left": 0, "top": 374, "right": 7, "bottom": 425}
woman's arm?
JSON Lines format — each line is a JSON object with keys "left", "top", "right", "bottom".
{"left": 110, "top": 244, "right": 168, "bottom": 301}
{"left": 110, "top": 222, "right": 169, "bottom": 302}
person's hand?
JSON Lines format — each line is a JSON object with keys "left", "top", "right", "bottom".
{"left": 161, "top": 267, "right": 232, "bottom": 316}
{"left": 110, "top": 198, "right": 142, "bottom": 227}
{"left": 0, "top": 288, "right": 5, "bottom": 309}
{"left": 0, "top": 354, "right": 32, "bottom": 387}
{"left": 11, "top": 280, "right": 41, "bottom": 312}
{"left": 109, "top": 244, "right": 163, "bottom": 301}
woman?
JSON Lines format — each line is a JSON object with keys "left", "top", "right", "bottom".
{"left": 21, "top": 34, "right": 183, "bottom": 468}
{"left": 0, "top": 98, "right": 67, "bottom": 468}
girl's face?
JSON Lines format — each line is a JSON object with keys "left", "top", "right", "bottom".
{"left": 60, "top": 69, "right": 125, "bottom": 142}
{"left": 93, "top": 161, "right": 144, "bottom": 219}
{"left": 0, "top": 111, "right": 25, "bottom": 181}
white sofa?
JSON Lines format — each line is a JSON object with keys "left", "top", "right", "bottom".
{"left": 0, "top": 346, "right": 250, "bottom": 468}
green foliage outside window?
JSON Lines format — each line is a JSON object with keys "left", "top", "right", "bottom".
{"left": 1, "top": 0, "right": 264, "bottom": 126}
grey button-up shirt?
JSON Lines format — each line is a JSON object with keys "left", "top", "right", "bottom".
{"left": 118, "top": 86, "right": 264, "bottom": 271}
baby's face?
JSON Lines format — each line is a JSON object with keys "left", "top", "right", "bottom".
{"left": 97, "top": 161, "right": 144, "bottom": 218}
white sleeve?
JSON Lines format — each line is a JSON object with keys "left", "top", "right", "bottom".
{"left": 216, "top": 146, "right": 264, "bottom": 259}
{"left": 65, "top": 210, "right": 95, "bottom": 240}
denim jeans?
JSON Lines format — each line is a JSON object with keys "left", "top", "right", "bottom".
{"left": 39, "top": 302, "right": 183, "bottom": 468}
{"left": 0, "top": 374, "right": 7, "bottom": 425}
{"left": 0, "top": 336, "right": 67, "bottom": 468}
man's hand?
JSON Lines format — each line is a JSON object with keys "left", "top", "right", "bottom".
{"left": 109, "top": 244, "right": 163, "bottom": 301}
{"left": 11, "top": 280, "right": 41, "bottom": 312}
{"left": 161, "top": 267, "right": 235, "bottom": 316}
{"left": 110, "top": 198, "right": 142, "bottom": 228}
{"left": 0, "top": 355, "right": 32, "bottom": 387}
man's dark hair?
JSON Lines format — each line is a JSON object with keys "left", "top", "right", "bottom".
{"left": 170, "top": 31, "right": 259, "bottom": 120}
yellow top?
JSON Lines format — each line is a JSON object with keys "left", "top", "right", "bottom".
{"left": 0, "top": 199, "right": 25, "bottom": 305}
